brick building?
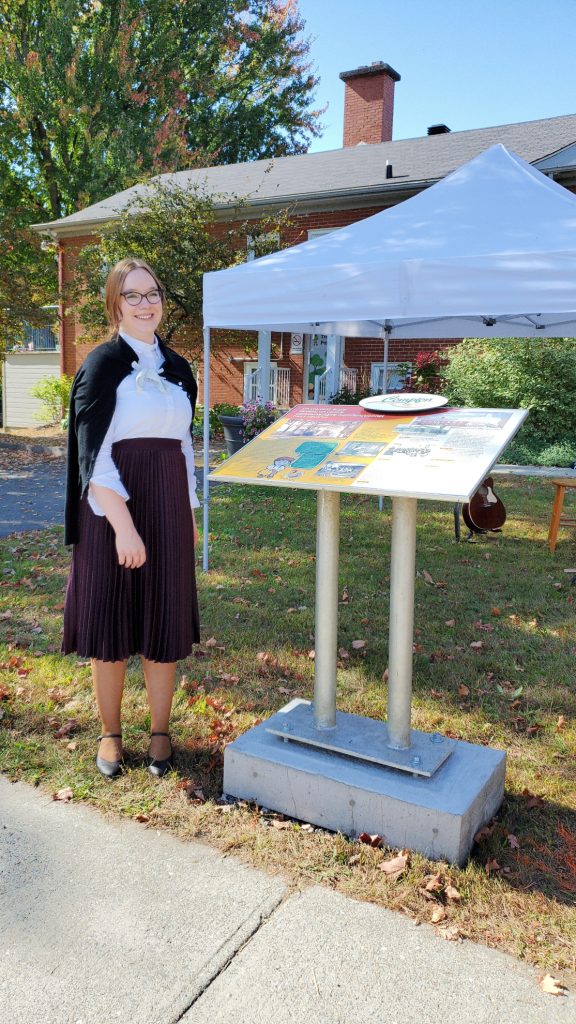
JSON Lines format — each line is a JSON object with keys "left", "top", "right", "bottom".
{"left": 34, "top": 61, "right": 576, "bottom": 407}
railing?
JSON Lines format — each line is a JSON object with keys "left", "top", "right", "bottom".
{"left": 314, "top": 367, "right": 358, "bottom": 404}
{"left": 22, "top": 325, "right": 58, "bottom": 351}
{"left": 243, "top": 367, "right": 290, "bottom": 407}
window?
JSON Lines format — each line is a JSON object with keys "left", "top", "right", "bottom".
{"left": 370, "top": 362, "right": 410, "bottom": 393}
{"left": 247, "top": 232, "right": 280, "bottom": 261}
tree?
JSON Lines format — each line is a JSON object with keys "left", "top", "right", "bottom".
{"left": 71, "top": 179, "right": 293, "bottom": 359}
{"left": 0, "top": 1, "right": 319, "bottom": 329}
{"left": 0, "top": 0, "right": 320, "bottom": 220}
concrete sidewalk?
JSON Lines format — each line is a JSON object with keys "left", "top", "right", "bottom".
{"left": 0, "top": 777, "right": 572, "bottom": 1024}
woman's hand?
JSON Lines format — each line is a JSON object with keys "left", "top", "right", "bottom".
{"left": 115, "top": 527, "right": 146, "bottom": 569}
{"left": 89, "top": 484, "right": 146, "bottom": 569}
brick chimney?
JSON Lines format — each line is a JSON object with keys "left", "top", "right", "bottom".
{"left": 340, "top": 61, "right": 401, "bottom": 147}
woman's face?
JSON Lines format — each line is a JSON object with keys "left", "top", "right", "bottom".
{"left": 117, "top": 267, "right": 163, "bottom": 342}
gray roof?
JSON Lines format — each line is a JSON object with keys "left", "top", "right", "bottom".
{"left": 34, "top": 113, "right": 576, "bottom": 235}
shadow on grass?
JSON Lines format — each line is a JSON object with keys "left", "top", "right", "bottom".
{"left": 470, "top": 791, "right": 576, "bottom": 907}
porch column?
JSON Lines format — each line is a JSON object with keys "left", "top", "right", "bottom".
{"left": 257, "top": 331, "right": 272, "bottom": 403}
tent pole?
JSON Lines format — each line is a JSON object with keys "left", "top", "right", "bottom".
{"left": 202, "top": 326, "right": 211, "bottom": 572}
{"left": 382, "top": 326, "right": 390, "bottom": 393}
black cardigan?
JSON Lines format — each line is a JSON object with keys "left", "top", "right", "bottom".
{"left": 65, "top": 334, "right": 197, "bottom": 545}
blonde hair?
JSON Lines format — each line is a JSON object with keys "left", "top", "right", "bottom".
{"left": 104, "top": 258, "right": 164, "bottom": 336}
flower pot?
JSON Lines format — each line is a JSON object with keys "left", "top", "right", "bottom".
{"left": 219, "top": 414, "right": 245, "bottom": 456}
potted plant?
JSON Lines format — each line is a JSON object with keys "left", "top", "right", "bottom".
{"left": 215, "top": 403, "right": 244, "bottom": 456}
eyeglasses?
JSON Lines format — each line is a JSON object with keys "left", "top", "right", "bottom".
{"left": 120, "top": 289, "right": 163, "bottom": 306}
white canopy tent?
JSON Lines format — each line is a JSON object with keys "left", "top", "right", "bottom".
{"left": 201, "top": 144, "right": 576, "bottom": 566}
{"left": 204, "top": 144, "right": 576, "bottom": 340}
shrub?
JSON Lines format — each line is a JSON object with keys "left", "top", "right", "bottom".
{"left": 213, "top": 402, "right": 242, "bottom": 417}
{"left": 30, "top": 374, "right": 73, "bottom": 427}
{"left": 441, "top": 338, "right": 576, "bottom": 445}
{"left": 407, "top": 351, "right": 442, "bottom": 393}
{"left": 193, "top": 404, "right": 232, "bottom": 438}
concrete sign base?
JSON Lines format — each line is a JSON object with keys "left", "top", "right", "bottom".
{"left": 223, "top": 701, "right": 506, "bottom": 866}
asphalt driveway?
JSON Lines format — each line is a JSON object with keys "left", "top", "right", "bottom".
{"left": 0, "top": 460, "right": 66, "bottom": 537}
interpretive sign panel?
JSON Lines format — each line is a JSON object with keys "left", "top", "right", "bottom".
{"left": 210, "top": 404, "right": 527, "bottom": 503}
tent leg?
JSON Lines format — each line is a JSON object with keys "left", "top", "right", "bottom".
{"left": 202, "top": 327, "right": 211, "bottom": 572}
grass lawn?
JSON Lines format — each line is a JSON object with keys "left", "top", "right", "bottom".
{"left": 1, "top": 477, "right": 575, "bottom": 979}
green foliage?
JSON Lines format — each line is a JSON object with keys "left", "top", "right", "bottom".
{"left": 442, "top": 338, "right": 576, "bottom": 449}
{"left": 214, "top": 402, "right": 242, "bottom": 417}
{"left": 329, "top": 382, "right": 373, "bottom": 405}
{"left": 193, "top": 404, "right": 232, "bottom": 438}
{"left": 502, "top": 437, "right": 576, "bottom": 468}
{"left": 71, "top": 179, "right": 293, "bottom": 358}
{"left": 30, "top": 373, "right": 73, "bottom": 425}
{"left": 0, "top": 1, "right": 320, "bottom": 220}
{"left": 0, "top": 1, "right": 319, "bottom": 334}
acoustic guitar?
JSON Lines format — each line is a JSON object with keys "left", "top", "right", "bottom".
{"left": 462, "top": 476, "right": 506, "bottom": 534}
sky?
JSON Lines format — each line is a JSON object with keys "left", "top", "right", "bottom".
{"left": 296, "top": 0, "right": 576, "bottom": 152}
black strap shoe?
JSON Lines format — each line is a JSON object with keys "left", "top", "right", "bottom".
{"left": 96, "top": 733, "right": 123, "bottom": 779}
{"left": 147, "top": 732, "right": 174, "bottom": 778}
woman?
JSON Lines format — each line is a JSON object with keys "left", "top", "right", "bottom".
{"left": 62, "top": 258, "right": 200, "bottom": 779}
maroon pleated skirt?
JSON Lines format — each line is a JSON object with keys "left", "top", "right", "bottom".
{"left": 62, "top": 438, "right": 200, "bottom": 663}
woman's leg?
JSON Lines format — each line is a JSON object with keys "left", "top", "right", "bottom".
{"left": 91, "top": 659, "right": 127, "bottom": 760}
{"left": 141, "top": 658, "right": 177, "bottom": 759}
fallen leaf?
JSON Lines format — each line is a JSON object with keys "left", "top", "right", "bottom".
{"left": 205, "top": 637, "right": 218, "bottom": 647}
{"left": 424, "top": 872, "right": 444, "bottom": 893}
{"left": 444, "top": 883, "right": 461, "bottom": 902}
{"left": 338, "top": 647, "right": 350, "bottom": 660}
{"left": 539, "top": 974, "right": 569, "bottom": 996}
{"left": 457, "top": 684, "right": 470, "bottom": 697}
{"left": 351, "top": 639, "right": 366, "bottom": 650}
{"left": 507, "top": 834, "right": 520, "bottom": 850}
{"left": 53, "top": 787, "right": 73, "bottom": 802}
{"left": 441, "top": 925, "right": 462, "bottom": 942}
{"left": 0, "top": 610, "right": 12, "bottom": 620}
{"left": 445, "top": 619, "right": 455, "bottom": 627}
{"left": 556, "top": 715, "right": 566, "bottom": 731}
{"left": 485, "top": 858, "right": 501, "bottom": 875}
{"left": 358, "top": 832, "right": 383, "bottom": 848}
{"left": 54, "top": 719, "right": 78, "bottom": 739}
{"left": 135, "top": 814, "right": 150, "bottom": 823}
{"left": 431, "top": 906, "right": 447, "bottom": 924}
{"left": 491, "top": 606, "right": 501, "bottom": 617}
{"left": 523, "top": 788, "right": 544, "bottom": 810}
{"left": 469, "top": 640, "right": 483, "bottom": 650}
{"left": 422, "top": 570, "right": 435, "bottom": 585}
{"left": 348, "top": 853, "right": 362, "bottom": 867}
{"left": 379, "top": 852, "right": 409, "bottom": 877}
{"left": 66, "top": 741, "right": 77, "bottom": 752}
{"left": 271, "top": 818, "right": 292, "bottom": 830}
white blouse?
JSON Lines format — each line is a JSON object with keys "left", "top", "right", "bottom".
{"left": 88, "top": 332, "right": 200, "bottom": 516}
